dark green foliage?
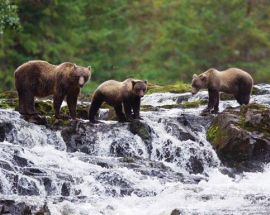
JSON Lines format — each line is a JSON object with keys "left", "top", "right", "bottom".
{"left": 1, "top": 0, "right": 270, "bottom": 93}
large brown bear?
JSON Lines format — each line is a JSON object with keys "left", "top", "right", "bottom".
{"left": 89, "top": 78, "right": 148, "bottom": 123}
{"left": 14, "top": 60, "right": 91, "bottom": 119}
{"left": 191, "top": 68, "right": 253, "bottom": 114}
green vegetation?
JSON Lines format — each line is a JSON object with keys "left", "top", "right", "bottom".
{"left": 1, "top": 1, "right": 270, "bottom": 93}
{"left": 147, "top": 82, "right": 191, "bottom": 94}
{"left": 181, "top": 99, "right": 207, "bottom": 108}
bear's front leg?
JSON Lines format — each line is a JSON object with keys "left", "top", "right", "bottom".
{"left": 211, "top": 90, "right": 220, "bottom": 114}
{"left": 67, "top": 89, "right": 80, "bottom": 120}
{"left": 123, "top": 100, "right": 133, "bottom": 122}
{"left": 53, "top": 91, "right": 66, "bottom": 119}
{"left": 202, "top": 89, "right": 216, "bottom": 114}
{"left": 132, "top": 97, "right": 143, "bottom": 120}
{"left": 114, "top": 104, "right": 126, "bottom": 122}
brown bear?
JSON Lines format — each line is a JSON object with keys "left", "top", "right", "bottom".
{"left": 191, "top": 68, "right": 253, "bottom": 114}
{"left": 14, "top": 60, "right": 91, "bottom": 119}
{"left": 89, "top": 78, "right": 148, "bottom": 123}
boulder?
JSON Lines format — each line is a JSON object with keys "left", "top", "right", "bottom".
{"left": 207, "top": 103, "right": 270, "bottom": 171}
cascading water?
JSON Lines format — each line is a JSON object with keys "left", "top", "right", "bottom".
{"left": 0, "top": 84, "right": 270, "bottom": 214}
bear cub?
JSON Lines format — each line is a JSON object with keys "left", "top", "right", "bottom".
{"left": 14, "top": 60, "right": 91, "bottom": 120}
{"left": 89, "top": 78, "right": 148, "bottom": 123}
{"left": 191, "top": 68, "right": 253, "bottom": 114}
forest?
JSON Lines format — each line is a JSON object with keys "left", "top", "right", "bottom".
{"left": 1, "top": 0, "right": 270, "bottom": 93}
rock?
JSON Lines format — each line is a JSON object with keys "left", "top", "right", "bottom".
{"left": 176, "top": 93, "right": 191, "bottom": 103}
{"left": 252, "top": 84, "right": 270, "bottom": 95}
{"left": 187, "top": 156, "right": 204, "bottom": 174}
{"left": 17, "top": 176, "right": 40, "bottom": 196}
{"left": 129, "top": 120, "right": 152, "bottom": 155}
{"left": 207, "top": 103, "right": 270, "bottom": 171}
{"left": 0, "top": 121, "right": 13, "bottom": 142}
{"left": 171, "top": 209, "right": 181, "bottom": 215}
{"left": 0, "top": 200, "right": 51, "bottom": 215}
{"left": 110, "top": 140, "right": 139, "bottom": 158}
{"left": 96, "top": 172, "right": 134, "bottom": 196}
{"left": 61, "top": 182, "right": 71, "bottom": 196}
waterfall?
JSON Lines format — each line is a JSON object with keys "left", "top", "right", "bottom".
{"left": 0, "top": 85, "right": 270, "bottom": 214}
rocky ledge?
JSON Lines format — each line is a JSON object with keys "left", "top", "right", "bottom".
{"left": 207, "top": 103, "right": 270, "bottom": 171}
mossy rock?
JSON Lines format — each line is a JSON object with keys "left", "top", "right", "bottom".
{"left": 60, "top": 104, "right": 89, "bottom": 120}
{"left": 180, "top": 99, "right": 207, "bottom": 108}
{"left": 220, "top": 93, "right": 235, "bottom": 101}
{"left": 0, "top": 98, "right": 18, "bottom": 109}
{"left": 147, "top": 82, "right": 191, "bottom": 94}
{"left": 0, "top": 91, "right": 18, "bottom": 99}
{"left": 207, "top": 103, "right": 270, "bottom": 171}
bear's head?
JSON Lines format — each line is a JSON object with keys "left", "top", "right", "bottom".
{"left": 191, "top": 73, "right": 208, "bottom": 95}
{"left": 72, "top": 65, "right": 92, "bottom": 88}
{"left": 132, "top": 80, "right": 148, "bottom": 97}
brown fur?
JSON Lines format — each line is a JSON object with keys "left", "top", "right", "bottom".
{"left": 89, "top": 78, "right": 148, "bottom": 123}
{"left": 191, "top": 68, "right": 253, "bottom": 113}
{"left": 14, "top": 60, "right": 91, "bottom": 119}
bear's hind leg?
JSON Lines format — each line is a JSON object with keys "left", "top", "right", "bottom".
{"left": 235, "top": 93, "right": 250, "bottom": 105}
{"left": 235, "top": 81, "right": 252, "bottom": 105}
{"left": 53, "top": 92, "right": 66, "bottom": 119}
{"left": 17, "top": 91, "right": 27, "bottom": 115}
{"left": 114, "top": 104, "right": 126, "bottom": 123}
{"left": 21, "top": 90, "right": 37, "bottom": 115}
{"left": 89, "top": 96, "right": 103, "bottom": 123}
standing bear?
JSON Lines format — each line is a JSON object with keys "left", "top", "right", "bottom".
{"left": 14, "top": 60, "right": 91, "bottom": 119}
{"left": 89, "top": 78, "right": 148, "bottom": 123}
{"left": 191, "top": 68, "right": 253, "bottom": 114}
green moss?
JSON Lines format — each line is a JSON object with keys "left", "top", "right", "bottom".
{"left": 207, "top": 123, "right": 229, "bottom": 148}
{"left": 0, "top": 91, "right": 18, "bottom": 99}
{"left": 35, "top": 101, "right": 54, "bottom": 115}
{"left": 47, "top": 116, "right": 71, "bottom": 127}
{"left": 147, "top": 82, "right": 191, "bottom": 94}
{"left": 220, "top": 93, "right": 234, "bottom": 101}
{"left": 207, "top": 125, "right": 219, "bottom": 143}
{"left": 181, "top": 100, "right": 207, "bottom": 108}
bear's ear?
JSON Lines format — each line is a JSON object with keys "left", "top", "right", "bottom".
{"left": 192, "top": 74, "right": 198, "bottom": 79}
{"left": 72, "top": 64, "right": 77, "bottom": 71}
{"left": 132, "top": 80, "right": 137, "bottom": 88}
{"left": 144, "top": 80, "right": 148, "bottom": 85}
{"left": 88, "top": 66, "right": 92, "bottom": 71}
{"left": 201, "top": 74, "right": 207, "bottom": 81}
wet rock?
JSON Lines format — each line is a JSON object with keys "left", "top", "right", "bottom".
{"left": 0, "top": 200, "right": 31, "bottom": 215}
{"left": 17, "top": 176, "right": 40, "bottom": 196}
{"left": 187, "top": 156, "right": 204, "bottom": 174}
{"left": 176, "top": 93, "right": 191, "bottom": 103}
{"left": 96, "top": 172, "right": 134, "bottom": 197}
{"left": 164, "top": 120, "right": 195, "bottom": 141}
{"left": 42, "top": 177, "right": 55, "bottom": 195}
{"left": 62, "top": 121, "right": 99, "bottom": 154}
{"left": 61, "top": 182, "right": 71, "bottom": 196}
{"left": 207, "top": 104, "right": 270, "bottom": 171}
{"left": 23, "top": 167, "right": 46, "bottom": 176}
{"left": 253, "top": 84, "right": 270, "bottom": 95}
{"left": 0, "top": 159, "right": 14, "bottom": 171}
{"left": 0, "top": 121, "right": 13, "bottom": 142}
{"left": 129, "top": 120, "right": 152, "bottom": 154}
{"left": 0, "top": 200, "right": 50, "bottom": 215}
{"left": 177, "top": 113, "right": 213, "bottom": 132}
{"left": 13, "top": 154, "right": 29, "bottom": 167}
{"left": 110, "top": 140, "right": 138, "bottom": 158}
{"left": 171, "top": 209, "right": 181, "bottom": 215}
